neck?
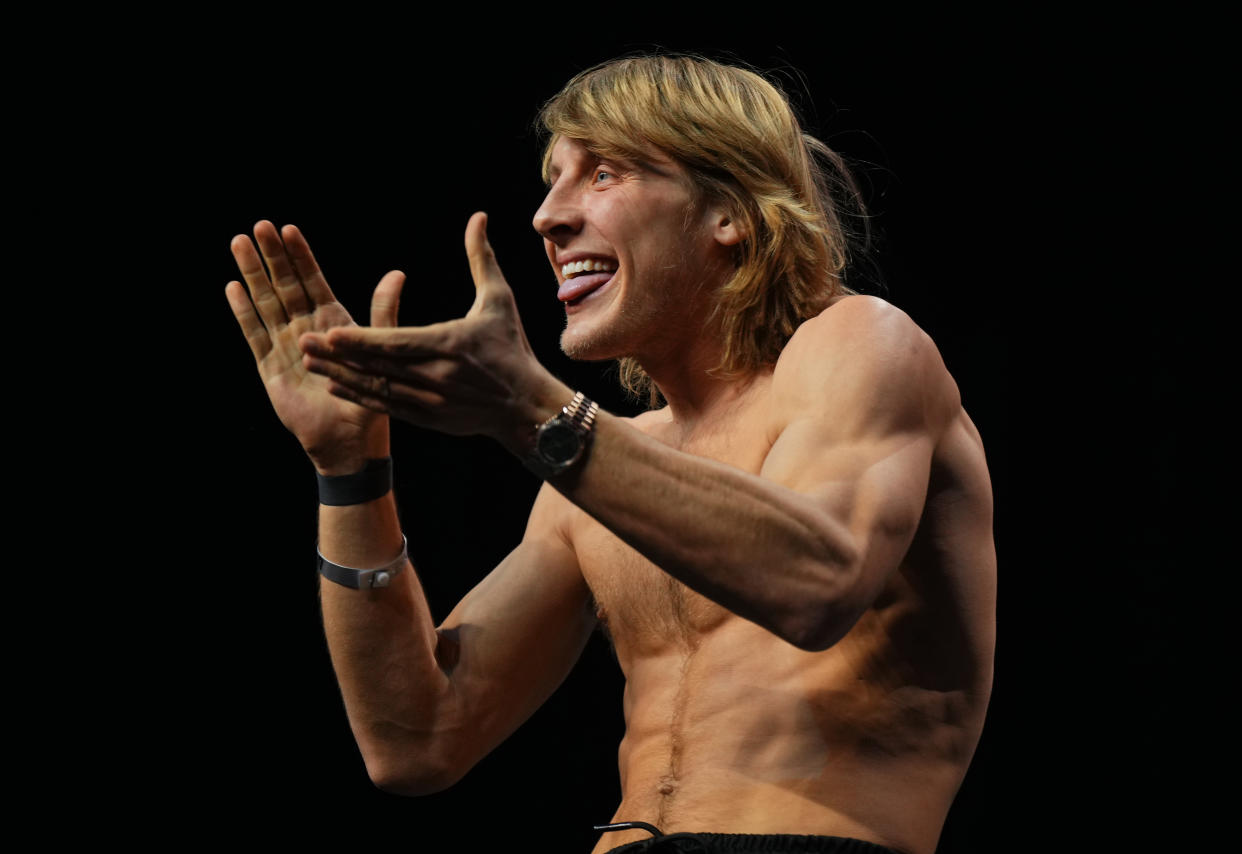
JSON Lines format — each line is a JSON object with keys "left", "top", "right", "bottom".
{"left": 637, "top": 328, "right": 763, "bottom": 430}
{"left": 626, "top": 259, "right": 761, "bottom": 427}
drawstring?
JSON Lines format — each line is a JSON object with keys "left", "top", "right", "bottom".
{"left": 596, "top": 821, "right": 663, "bottom": 839}
{"left": 595, "top": 823, "right": 711, "bottom": 853}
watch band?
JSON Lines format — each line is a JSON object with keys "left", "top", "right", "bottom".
{"left": 318, "top": 535, "right": 408, "bottom": 590}
{"left": 562, "top": 391, "right": 599, "bottom": 431}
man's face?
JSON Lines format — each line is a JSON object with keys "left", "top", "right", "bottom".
{"left": 532, "top": 136, "right": 735, "bottom": 365}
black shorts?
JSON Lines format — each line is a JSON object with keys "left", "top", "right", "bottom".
{"left": 603, "top": 833, "right": 901, "bottom": 853}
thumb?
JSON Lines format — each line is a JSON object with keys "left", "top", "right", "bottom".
{"left": 464, "top": 212, "right": 512, "bottom": 313}
{"left": 370, "top": 270, "right": 406, "bottom": 328}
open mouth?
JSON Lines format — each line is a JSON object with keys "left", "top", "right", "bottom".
{"left": 558, "top": 260, "right": 617, "bottom": 306}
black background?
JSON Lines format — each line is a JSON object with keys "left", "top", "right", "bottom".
{"left": 77, "top": 16, "right": 1177, "bottom": 852}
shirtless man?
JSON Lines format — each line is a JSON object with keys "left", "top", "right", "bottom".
{"left": 225, "top": 56, "right": 995, "bottom": 854}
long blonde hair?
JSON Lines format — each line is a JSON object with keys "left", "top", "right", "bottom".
{"left": 539, "top": 54, "right": 868, "bottom": 406}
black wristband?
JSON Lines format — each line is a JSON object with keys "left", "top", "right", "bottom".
{"left": 316, "top": 458, "right": 393, "bottom": 506}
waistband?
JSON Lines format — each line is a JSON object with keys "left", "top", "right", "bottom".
{"left": 602, "top": 832, "right": 902, "bottom": 853}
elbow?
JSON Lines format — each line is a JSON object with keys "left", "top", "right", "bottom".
{"left": 784, "top": 610, "right": 854, "bottom": 650}
{"left": 783, "top": 615, "right": 856, "bottom": 652}
{"left": 779, "top": 557, "right": 865, "bottom": 652}
{"left": 361, "top": 741, "right": 466, "bottom": 797}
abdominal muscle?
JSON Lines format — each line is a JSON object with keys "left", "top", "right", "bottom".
{"left": 584, "top": 564, "right": 985, "bottom": 854}
{"left": 575, "top": 405, "right": 993, "bottom": 854}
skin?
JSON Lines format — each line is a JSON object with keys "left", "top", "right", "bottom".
{"left": 226, "top": 137, "right": 995, "bottom": 854}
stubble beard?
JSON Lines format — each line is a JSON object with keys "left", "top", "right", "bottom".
{"left": 560, "top": 259, "right": 720, "bottom": 365}
{"left": 559, "top": 308, "right": 634, "bottom": 363}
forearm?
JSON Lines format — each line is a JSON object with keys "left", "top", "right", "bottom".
{"left": 318, "top": 490, "right": 458, "bottom": 793}
{"left": 548, "top": 411, "right": 861, "bottom": 650}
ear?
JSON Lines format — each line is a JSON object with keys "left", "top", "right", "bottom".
{"left": 710, "top": 208, "right": 746, "bottom": 247}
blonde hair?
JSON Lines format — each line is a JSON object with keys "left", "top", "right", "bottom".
{"left": 538, "top": 54, "right": 868, "bottom": 407}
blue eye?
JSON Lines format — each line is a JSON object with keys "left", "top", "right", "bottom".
{"left": 595, "top": 171, "right": 612, "bottom": 183}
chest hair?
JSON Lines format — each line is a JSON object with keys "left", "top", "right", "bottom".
{"left": 576, "top": 404, "right": 775, "bottom": 655}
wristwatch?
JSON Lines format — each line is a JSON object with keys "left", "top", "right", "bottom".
{"left": 527, "top": 391, "right": 599, "bottom": 479}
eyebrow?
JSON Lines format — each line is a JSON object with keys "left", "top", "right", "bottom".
{"left": 541, "top": 147, "right": 673, "bottom": 187}
{"left": 589, "top": 144, "right": 676, "bottom": 179}
{"left": 636, "top": 157, "right": 674, "bottom": 178}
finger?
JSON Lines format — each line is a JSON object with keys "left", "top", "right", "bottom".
{"left": 324, "top": 379, "right": 391, "bottom": 416}
{"left": 253, "top": 220, "right": 311, "bottom": 318}
{"left": 299, "top": 336, "right": 405, "bottom": 381}
{"left": 318, "top": 322, "right": 459, "bottom": 359}
{"left": 304, "top": 352, "right": 448, "bottom": 412}
{"left": 306, "top": 347, "right": 489, "bottom": 399}
{"left": 281, "top": 224, "right": 336, "bottom": 306}
{"left": 464, "top": 211, "right": 514, "bottom": 313}
{"left": 225, "top": 281, "right": 273, "bottom": 363}
{"left": 231, "top": 232, "right": 288, "bottom": 330}
{"left": 371, "top": 270, "right": 406, "bottom": 328}
{"left": 326, "top": 378, "right": 446, "bottom": 426}
{"left": 303, "top": 352, "right": 393, "bottom": 402}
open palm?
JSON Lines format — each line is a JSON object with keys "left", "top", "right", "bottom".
{"left": 225, "top": 221, "right": 404, "bottom": 473}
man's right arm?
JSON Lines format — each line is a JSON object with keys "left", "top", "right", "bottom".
{"left": 319, "top": 483, "right": 594, "bottom": 795}
{"left": 227, "top": 220, "right": 595, "bottom": 795}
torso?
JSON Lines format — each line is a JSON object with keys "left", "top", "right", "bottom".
{"left": 557, "top": 313, "right": 995, "bottom": 854}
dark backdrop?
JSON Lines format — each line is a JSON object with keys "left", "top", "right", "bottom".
{"left": 93, "top": 19, "right": 1173, "bottom": 853}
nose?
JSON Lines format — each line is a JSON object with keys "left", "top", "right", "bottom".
{"left": 532, "top": 180, "right": 582, "bottom": 244}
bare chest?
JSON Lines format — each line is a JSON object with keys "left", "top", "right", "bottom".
{"left": 571, "top": 405, "right": 776, "bottom": 659}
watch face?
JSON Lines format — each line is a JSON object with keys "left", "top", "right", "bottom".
{"left": 537, "top": 421, "right": 582, "bottom": 466}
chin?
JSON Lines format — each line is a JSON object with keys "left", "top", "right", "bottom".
{"left": 559, "top": 328, "right": 619, "bottom": 363}
{"left": 559, "top": 316, "right": 630, "bottom": 363}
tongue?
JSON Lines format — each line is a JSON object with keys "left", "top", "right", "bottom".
{"left": 558, "top": 271, "right": 615, "bottom": 302}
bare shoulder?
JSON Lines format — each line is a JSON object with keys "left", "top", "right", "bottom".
{"left": 772, "top": 295, "right": 960, "bottom": 438}
{"left": 627, "top": 407, "right": 673, "bottom": 435}
{"left": 777, "top": 295, "right": 934, "bottom": 374}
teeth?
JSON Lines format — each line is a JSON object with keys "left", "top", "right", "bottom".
{"left": 561, "top": 259, "right": 616, "bottom": 278}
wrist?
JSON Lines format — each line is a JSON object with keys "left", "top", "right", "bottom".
{"left": 310, "top": 418, "right": 391, "bottom": 476}
{"left": 520, "top": 387, "right": 601, "bottom": 481}
{"left": 499, "top": 374, "right": 575, "bottom": 459}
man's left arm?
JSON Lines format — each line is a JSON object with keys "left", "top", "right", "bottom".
{"left": 302, "top": 214, "right": 958, "bottom": 650}
{"left": 542, "top": 296, "right": 959, "bottom": 650}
